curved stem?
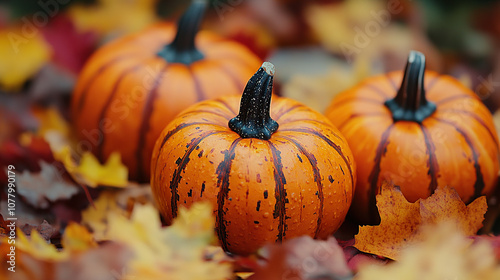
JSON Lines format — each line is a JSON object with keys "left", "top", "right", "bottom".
{"left": 157, "top": 0, "right": 206, "bottom": 64}
{"left": 229, "top": 62, "right": 278, "bottom": 140}
{"left": 384, "top": 51, "right": 436, "bottom": 123}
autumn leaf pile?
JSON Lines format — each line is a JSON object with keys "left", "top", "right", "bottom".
{"left": 2, "top": 0, "right": 500, "bottom": 279}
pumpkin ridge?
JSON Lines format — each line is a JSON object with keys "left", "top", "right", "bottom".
{"left": 280, "top": 127, "right": 343, "bottom": 143}
{"left": 435, "top": 94, "right": 474, "bottom": 105}
{"left": 97, "top": 64, "right": 142, "bottom": 161}
{"left": 425, "top": 74, "right": 440, "bottom": 92}
{"left": 337, "top": 113, "right": 387, "bottom": 130}
{"left": 277, "top": 128, "right": 354, "bottom": 187}
{"left": 274, "top": 103, "right": 305, "bottom": 121}
{"left": 75, "top": 54, "right": 137, "bottom": 115}
{"left": 188, "top": 66, "right": 207, "bottom": 102}
{"left": 136, "top": 64, "right": 170, "bottom": 182}
{"left": 267, "top": 141, "right": 288, "bottom": 241}
{"left": 169, "top": 130, "right": 225, "bottom": 218}
{"left": 279, "top": 118, "right": 333, "bottom": 129}
{"left": 216, "top": 137, "right": 242, "bottom": 252}
{"left": 279, "top": 136, "right": 323, "bottom": 238}
{"left": 366, "top": 82, "right": 392, "bottom": 98}
{"left": 216, "top": 97, "right": 238, "bottom": 116}
{"left": 185, "top": 109, "right": 234, "bottom": 121}
{"left": 216, "top": 62, "right": 246, "bottom": 92}
{"left": 438, "top": 109, "right": 500, "bottom": 150}
{"left": 367, "top": 124, "right": 394, "bottom": 222}
{"left": 420, "top": 124, "right": 439, "bottom": 194}
{"left": 384, "top": 73, "right": 398, "bottom": 91}
{"left": 331, "top": 96, "right": 382, "bottom": 108}
{"left": 432, "top": 117, "right": 486, "bottom": 200}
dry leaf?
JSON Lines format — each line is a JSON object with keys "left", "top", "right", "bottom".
{"left": 68, "top": 0, "right": 158, "bottom": 37}
{"left": 249, "top": 236, "right": 352, "bottom": 280}
{"left": 0, "top": 27, "right": 51, "bottom": 91}
{"left": 355, "top": 222, "right": 500, "bottom": 280}
{"left": 355, "top": 183, "right": 487, "bottom": 260}
{"left": 16, "top": 161, "right": 79, "bottom": 209}
{"left": 81, "top": 191, "right": 127, "bottom": 240}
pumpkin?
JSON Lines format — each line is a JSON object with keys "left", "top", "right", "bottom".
{"left": 151, "top": 62, "right": 355, "bottom": 255}
{"left": 325, "top": 51, "right": 500, "bottom": 224}
{"left": 71, "top": 0, "right": 261, "bottom": 182}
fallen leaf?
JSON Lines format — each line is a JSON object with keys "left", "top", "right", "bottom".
{"left": 81, "top": 191, "right": 127, "bottom": 240}
{"left": 248, "top": 236, "right": 352, "bottom": 280}
{"left": 16, "top": 161, "right": 80, "bottom": 209}
{"left": 0, "top": 26, "right": 52, "bottom": 91}
{"left": 68, "top": 0, "right": 159, "bottom": 38}
{"left": 355, "top": 183, "right": 487, "bottom": 260}
{"left": 355, "top": 222, "right": 500, "bottom": 280}
{"left": 470, "top": 235, "right": 500, "bottom": 261}
{"left": 20, "top": 220, "right": 58, "bottom": 242}
{"left": 338, "top": 239, "right": 388, "bottom": 273}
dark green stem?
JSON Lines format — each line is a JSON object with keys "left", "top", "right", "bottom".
{"left": 384, "top": 51, "right": 436, "bottom": 123}
{"left": 229, "top": 62, "right": 278, "bottom": 140}
{"left": 157, "top": 0, "right": 206, "bottom": 64}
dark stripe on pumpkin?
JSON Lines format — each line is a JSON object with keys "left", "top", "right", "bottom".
{"left": 216, "top": 97, "right": 238, "bottom": 116}
{"left": 218, "top": 64, "right": 246, "bottom": 92}
{"left": 216, "top": 138, "right": 242, "bottom": 252}
{"left": 439, "top": 109, "right": 500, "bottom": 150}
{"left": 435, "top": 95, "right": 474, "bottom": 106}
{"left": 170, "top": 130, "right": 224, "bottom": 218}
{"left": 96, "top": 64, "right": 142, "bottom": 161}
{"left": 337, "top": 113, "right": 387, "bottom": 130}
{"left": 367, "top": 124, "right": 394, "bottom": 221}
{"left": 274, "top": 104, "right": 305, "bottom": 121}
{"left": 384, "top": 74, "right": 398, "bottom": 92}
{"left": 366, "top": 82, "right": 391, "bottom": 98}
{"left": 184, "top": 108, "right": 234, "bottom": 121}
{"left": 426, "top": 75, "right": 440, "bottom": 91}
{"left": 279, "top": 128, "right": 354, "bottom": 194}
{"left": 189, "top": 67, "right": 207, "bottom": 102}
{"left": 135, "top": 65, "right": 170, "bottom": 182}
{"left": 76, "top": 55, "right": 135, "bottom": 114}
{"left": 329, "top": 96, "right": 382, "bottom": 108}
{"left": 420, "top": 124, "right": 439, "bottom": 194}
{"left": 267, "top": 142, "right": 288, "bottom": 241}
{"left": 433, "top": 118, "right": 485, "bottom": 199}
{"left": 280, "top": 136, "right": 324, "bottom": 238}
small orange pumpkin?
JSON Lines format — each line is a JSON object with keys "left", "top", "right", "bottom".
{"left": 325, "top": 51, "right": 499, "bottom": 223}
{"left": 151, "top": 62, "right": 355, "bottom": 255}
{"left": 71, "top": 1, "right": 261, "bottom": 182}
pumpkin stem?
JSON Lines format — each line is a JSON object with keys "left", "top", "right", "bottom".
{"left": 229, "top": 62, "right": 279, "bottom": 140}
{"left": 384, "top": 51, "right": 436, "bottom": 123}
{"left": 157, "top": 0, "right": 206, "bottom": 64}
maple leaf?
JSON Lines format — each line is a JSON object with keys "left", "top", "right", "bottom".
{"left": 81, "top": 191, "right": 127, "bottom": 240}
{"left": 16, "top": 161, "right": 79, "bottom": 209}
{"left": 68, "top": 0, "right": 159, "bottom": 37}
{"left": 0, "top": 26, "right": 52, "bottom": 91}
{"left": 31, "top": 106, "right": 128, "bottom": 188}
{"left": 355, "top": 222, "right": 500, "bottom": 280}
{"left": 355, "top": 183, "right": 487, "bottom": 260}
{"left": 248, "top": 236, "right": 352, "bottom": 280}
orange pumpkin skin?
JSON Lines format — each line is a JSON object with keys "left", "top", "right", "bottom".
{"left": 325, "top": 51, "right": 499, "bottom": 223}
{"left": 71, "top": 2, "right": 261, "bottom": 182}
{"left": 151, "top": 64, "right": 355, "bottom": 255}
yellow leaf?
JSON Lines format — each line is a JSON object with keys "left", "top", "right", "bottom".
{"left": 16, "top": 229, "right": 66, "bottom": 261}
{"left": 68, "top": 0, "right": 159, "bottom": 37}
{"left": 61, "top": 222, "right": 97, "bottom": 253}
{"left": 355, "top": 222, "right": 500, "bottom": 280}
{"left": 81, "top": 191, "right": 127, "bottom": 240}
{"left": 0, "top": 27, "right": 51, "bottom": 91}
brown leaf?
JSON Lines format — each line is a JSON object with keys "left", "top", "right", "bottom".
{"left": 355, "top": 183, "right": 487, "bottom": 260}
{"left": 249, "top": 236, "right": 352, "bottom": 280}
{"left": 16, "top": 161, "right": 80, "bottom": 209}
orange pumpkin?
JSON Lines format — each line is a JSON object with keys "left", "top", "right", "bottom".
{"left": 71, "top": 1, "right": 261, "bottom": 182}
{"left": 325, "top": 51, "right": 499, "bottom": 223}
{"left": 151, "top": 62, "right": 355, "bottom": 255}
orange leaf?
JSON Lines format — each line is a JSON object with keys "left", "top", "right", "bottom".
{"left": 355, "top": 183, "right": 487, "bottom": 260}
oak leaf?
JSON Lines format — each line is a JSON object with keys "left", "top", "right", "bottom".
{"left": 355, "top": 222, "right": 500, "bottom": 280}
{"left": 355, "top": 183, "right": 487, "bottom": 260}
